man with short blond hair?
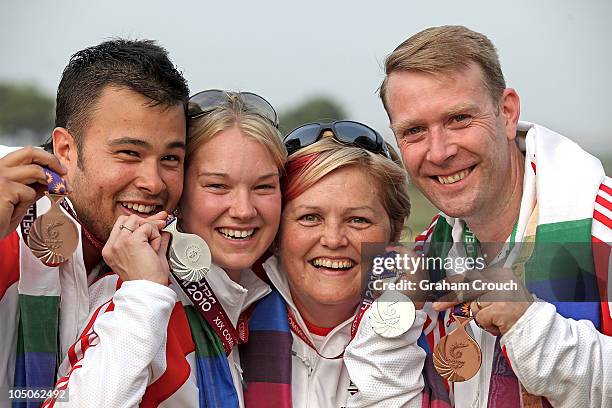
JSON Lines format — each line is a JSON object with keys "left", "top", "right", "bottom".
{"left": 351, "top": 25, "right": 611, "bottom": 407}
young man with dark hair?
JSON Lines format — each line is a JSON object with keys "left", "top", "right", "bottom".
{"left": 0, "top": 38, "right": 188, "bottom": 407}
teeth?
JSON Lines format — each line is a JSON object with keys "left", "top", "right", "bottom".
{"left": 437, "top": 169, "right": 470, "bottom": 185}
{"left": 218, "top": 228, "right": 255, "bottom": 239}
{"left": 121, "top": 202, "right": 156, "bottom": 214}
{"left": 312, "top": 258, "right": 354, "bottom": 269}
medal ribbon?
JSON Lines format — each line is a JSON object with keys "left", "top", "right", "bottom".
{"left": 286, "top": 308, "right": 348, "bottom": 360}
{"left": 162, "top": 217, "right": 245, "bottom": 355}
{"left": 59, "top": 200, "right": 105, "bottom": 253}
{"left": 19, "top": 202, "right": 36, "bottom": 243}
{"left": 173, "top": 274, "right": 249, "bottom": 355}
{"left": 450, "top": 227, "right": 481, "bottom": 319}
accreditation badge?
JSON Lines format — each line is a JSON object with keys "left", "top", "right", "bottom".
{"left": 27, "top": 168, "right": 78, "bottom": 266}
{"left": 163, "top": 217, "right": 211, "bottom": 282}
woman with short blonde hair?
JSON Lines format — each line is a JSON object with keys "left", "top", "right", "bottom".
{"left": 240, "top": 121, "right": 425, "bottom": 408}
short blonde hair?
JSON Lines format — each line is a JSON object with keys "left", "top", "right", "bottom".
{"left": 284, "top": 137, "right": 410, "bottom": 239}
{"left": 187, "top": 92, "right": 287, "bottom": 172}
{"left": 380, "top": 25, "right": 506, "bottom": 111}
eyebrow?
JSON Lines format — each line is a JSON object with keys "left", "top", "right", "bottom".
{"left": 167, "top": 141, "right": 186, "bottom": 150}
{"left": 391, "top": 103, "right": 480, "bottom": 134}
{"left": 198, "top": 171, "right": 280, "bottom": 180}
{"left": 292, "top": 205, "right": 375, "bottom": 213}
{"left": 256, "top": 172, "right": 280, "bottom": 180}
{"left": 390, "top": 119, "right": 416, "bottom": 135}
{"left": 444, "top": 103, "right": 479, "bottom": 117}
{"left": 108, "top": 137, "right": 186, "bottom": 150}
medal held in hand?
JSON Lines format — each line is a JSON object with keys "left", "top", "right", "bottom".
{"left": 27, "top": 168, "right": 79, "bottom": 266}
{"left": 433, "top": 303, "right": 482, "bottom": 382}
{"left": 163, "top": 216, "right": 211, "bottom": 282}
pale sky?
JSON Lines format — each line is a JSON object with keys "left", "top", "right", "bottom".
{"left": 1, "top": 0, "right": 610, "bottom": 155}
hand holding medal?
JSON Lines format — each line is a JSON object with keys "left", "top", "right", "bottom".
{"left": 27, "top": 167, "right": 79, "bottom": 266}
{"left": 431, "top": 266, "right": 532, "bottom": 381}
{"left": 433, "top": 266, "right": 532, "bottom": 336}
{"left": 102, "top": 212, "right": 172, "bottom": 285}
{"left": 0, "top": 147, "right": 69, "bottom": 240}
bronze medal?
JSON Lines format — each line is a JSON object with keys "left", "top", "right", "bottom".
{"left": 28, "top": 193, "right": 79, "bottom": 266}
{"left": 433, "top": 308, "right": 482, "bottom": 382}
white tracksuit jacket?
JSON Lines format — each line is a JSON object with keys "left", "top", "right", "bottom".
{"left": 44, "top": 255, "right": 425, "bottom": 408}
{"left": 43, "top": 264, "right": 271, "bottom": 407}
{"left": 262, "top": 256, "right": 426, "bottom": 408}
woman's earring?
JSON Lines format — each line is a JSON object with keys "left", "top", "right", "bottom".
{"left": 173, "top": 208, "right": 181, "bottom": 219}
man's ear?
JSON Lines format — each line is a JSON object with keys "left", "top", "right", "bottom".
{"left": 500, "top": 88, "right": 521, "bottom": 141}
{"left": 52, "top": 127, "right": 79, "bottom": 177}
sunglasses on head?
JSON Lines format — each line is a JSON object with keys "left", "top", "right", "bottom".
{"left": 283, "top": 120, "right": 392, "bottom": 159}
{"left": 187, "top": 89, "right": 279, "bottom": 128}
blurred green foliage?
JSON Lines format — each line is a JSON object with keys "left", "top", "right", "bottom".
{"left": 278, "top": 96, "right": 347, "bottom": 136}
{"left": 0, "top": 82, "right": 54, "bottom": 139}
{"left": 401, "top": 183, "right": 438, "bottom": 242}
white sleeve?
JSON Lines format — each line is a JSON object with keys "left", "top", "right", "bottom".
{"left": 344, "top": 309, "right": 426, "bottom": 408}
{"left": 44, "top": 280, "right": 176, "bottom": 408}
{"left": 501, "top": 301, "right": 612, "bottom": 408}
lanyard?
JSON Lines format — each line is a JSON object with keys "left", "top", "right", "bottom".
{"left": 286, "top": 307, "right": 365, "bottom": 360}
{"left": 19, "top": 202, "right": 37, "bottom": 242}
{"left": 174, "top": 276, "right": 249, "bottom": 355}
{"left": 286, "top": 257, "right": 385, "bottom": 359}
{"left": 453, "top": 208, "right": 538, "bottom": 317}
{"left": 59, "top": 200, "right": 105, "bottom": 253}
{"left": 462, "top": 226, "right": 479, "bottom": 261}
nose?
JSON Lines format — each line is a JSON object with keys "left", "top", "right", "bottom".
{"left": 228, "top": 188, "right": 257, "bottom": 220}
{"left": 320, "top": 221, "right": 348, "bottom": 249}
{"left": 425, "top": 126, "right": 457, "bottom": 165}
{"left": 135, "top": 161, "right": 165, "bottom": 196}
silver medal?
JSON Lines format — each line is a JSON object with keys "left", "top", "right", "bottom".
{"left": 369, "top": 290, "right": 416, "bottom": 338}
{"left": 163, "top": 218, "right": 211, "bottom": 282}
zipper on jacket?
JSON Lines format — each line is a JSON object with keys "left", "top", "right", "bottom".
{"left": 291, "top": 350, "right": 316, "bottom": 377}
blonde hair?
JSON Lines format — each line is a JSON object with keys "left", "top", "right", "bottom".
{"left": 380, "top": 25, "right": 506, "bottom": 111}
{"left": 186, "top": 92, "right": 287, "bottom": 172}
{"left": 284, "top": 137, "right": 410, "bottom": 239}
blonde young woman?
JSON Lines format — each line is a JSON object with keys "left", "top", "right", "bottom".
{"left": 45, "top": 90, "right": 286, "bottom": 408}
{"left": 240, "top": 122, "right": 426, "bottom": 407}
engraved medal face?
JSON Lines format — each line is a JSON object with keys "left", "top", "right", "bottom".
{"left": 28, "top": 195, "right": 79, "bottom": 266}
{"left": 369, "top": 290, "right": 416, "bottom": 338}
{"left": 433, "top": 315, "right": 482, "bottom": 382}
{"left": 163, "top": 218, "right": 211, "bottom": 282}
